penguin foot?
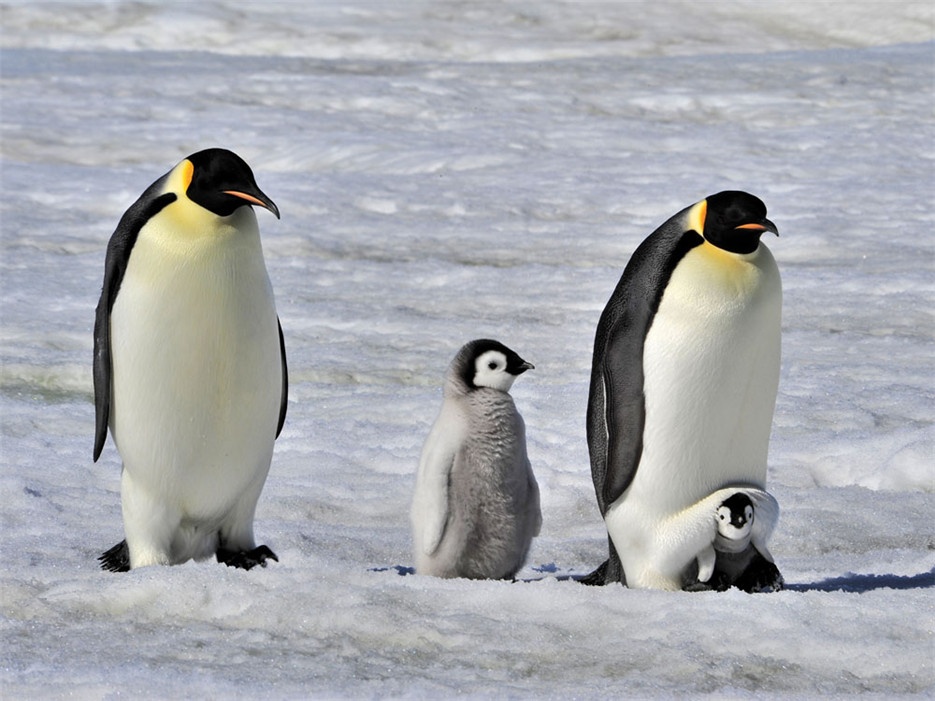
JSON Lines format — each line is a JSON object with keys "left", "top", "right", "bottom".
{"left": 683, "top": 581, "right": 715, "bottom": 593}
{"left": 216, "top": 544, "right": 279, "bottom": 570}
{"left": 99, "top": 540, "right": 131, "bottom": 572}
{"left": 684, "top": 571, "right": 732, "bottom": 593}
{"left": 734, "top": 556, "right": 784, "bottom": 593}
{"left": 579, "top": 559, "right": 611, "bottom": 585}
{"left": 579, "top": 552, "right": 627, "bottom": 586}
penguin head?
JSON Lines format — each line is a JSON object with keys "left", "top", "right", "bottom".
{"left": 693, "top": 191, "right": 777, "bottom": 255}
{"left": 178, "top": 148, "right": 280, "bottom": 220}
{"left": 716, "top": 492, "right": 755, "bottom": 540}
{"left": 451, "top": 339, "right": 534, "bottom": 393}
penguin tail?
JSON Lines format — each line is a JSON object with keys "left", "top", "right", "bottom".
{"left": 99, "top": 540, "right": 131, "bottom": 572}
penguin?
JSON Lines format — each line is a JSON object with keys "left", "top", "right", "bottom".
{"left": 691, "top": 490, "right": 782, "bottom": 592}
{"left": 582, "top": 190, "right": 784, "bottom": 591}
{"left": 410, "top": 339, "right": 541, "bottom": 580}
{"left": 606, "top": 486, "right": 778, "bottom": 592}
{"left": 93, "top": 148, "right": 287, "bottom": 572}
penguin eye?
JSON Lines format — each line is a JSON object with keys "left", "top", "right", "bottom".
{"left": 488, "top": 361, "right": 498, "bottom": 370}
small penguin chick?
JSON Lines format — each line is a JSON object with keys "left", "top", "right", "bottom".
{"left": 715, "top": 492, "right": 755, "bottom": 551}
{"left": 692, "top": 489, "right": 781, "bottom": 592}
{"left": 411, "top": 339, "right": 541, "bottom": 580}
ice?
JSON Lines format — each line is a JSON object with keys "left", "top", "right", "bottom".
{"left": 2, "top": 2, "right": 933, "bottom": 698}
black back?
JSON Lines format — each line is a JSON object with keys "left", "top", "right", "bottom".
{"left": 586, "top": 207, "right": 703, "bottom": 514}
{"left": 93, "top": 175, "right": 175, "bottom": 461}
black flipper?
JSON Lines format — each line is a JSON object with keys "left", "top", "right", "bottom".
{"left": 216, "top": 545, "right": 279, "bottom": 570}
{"left": 93, "top": 181, "right": 176, "bottom": 462}
{"left": 587, "top": 223, "right": 704, "bottom": 512}
{"left": 99, "top": 540, "right": 131, "bottom": 572}
{"left": 276, "top": 317, "right": 288, "bottom": 438}
{"left": 585, "top": 209, "right": 703, "bottom": 583}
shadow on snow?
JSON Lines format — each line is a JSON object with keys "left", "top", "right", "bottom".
{"left": 785, "top": 567, "right": 935, "bottom": 593}
{"left": 371, "top": 563, "right": 935, "bottom": 593}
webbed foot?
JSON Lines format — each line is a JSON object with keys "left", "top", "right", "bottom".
{"left": 216, "top": 544, "right": 279, "bottom": 570}
{"left": 735, "top": 554, "right": 784, "bottom": 593}
{"left": 579, "top": 559, "right": 610, "bottom": 585}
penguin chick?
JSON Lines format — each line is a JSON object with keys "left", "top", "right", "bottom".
{"left": 695, "top": 492, "right": 755, "bottom": 586}
{"left": 411, "top": 339, "right": 541, "bottom": 580}
{"left": 93, "top": 148, "right": 287, "bottom": 572}
{"left": 691, "top": 490, "right": 782, "bottom": 592}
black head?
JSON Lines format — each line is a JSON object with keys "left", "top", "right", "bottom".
{"left": 457, "top": 338, "right": 534, "bottom": 391}
{"left": 701, "top": 191, "right": 777, "bottom": 254}
{"left": 185, "top": 148, "right": 280, "bottom": 219}
{"left": 718, "top": 492, "right": 755, "bottom": 529}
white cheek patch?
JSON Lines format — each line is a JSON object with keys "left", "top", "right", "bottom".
{"left": 473, "top": 351, "right": 515, "bottom": 391}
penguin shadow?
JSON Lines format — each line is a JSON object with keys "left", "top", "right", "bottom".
{"left": 524, "top": 562, "right": 585, "bottom": 582}
{"left": 372, "top": 564, "right": 935, "bottom": 593}
{"left": 368, "top": 563, "right": 577, "bottom": 582}
{"left": 786, "top": 566, "right": 935, "bottom": 593}
{"left": 369, "top": 565, "right": 417, "bottom": 576}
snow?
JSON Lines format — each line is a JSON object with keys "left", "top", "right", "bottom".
{"left": 1, "top": 1, "right": 934, "bottom": 698}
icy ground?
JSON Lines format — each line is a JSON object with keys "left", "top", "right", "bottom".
{"left": 1, "top": 2, "right": 933, "bottom": 698}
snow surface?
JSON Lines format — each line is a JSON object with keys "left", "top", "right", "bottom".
{"left": 1, "top": 1, "right": 934, "bottom": 698}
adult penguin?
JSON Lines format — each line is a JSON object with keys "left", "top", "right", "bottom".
{"left": 93, "top": 148, "right": 287, "bottom": 572}
{"left": 582, "top": 191, "right": 783, "bottom": 591}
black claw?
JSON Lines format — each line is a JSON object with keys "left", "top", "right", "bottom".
{"left": 216, "top": 544, "right": 279, "bottom": 570}
{"left": 99, "top": 540, "right": 131, "bottom": 572}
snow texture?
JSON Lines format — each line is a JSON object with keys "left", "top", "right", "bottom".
{"left": 1, "top": 1, "right": 933, "bottom": 698}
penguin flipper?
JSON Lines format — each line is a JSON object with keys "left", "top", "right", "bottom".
{"left": 275, "top": 317, "right": 288, "bottom": 438}
{"left": 419, "top": 451, "right": 457, "bottom": 556}
{"left": 587, "top": 226, "right": 703, "bottom": 511}
{"left": 696, "top": 544, "right": 716, "bottom": 583}
{"left": 98, "top": 540, "right": 131, "bottom": 572}
{"left": 413, "top": 407, "right": 464, "bottom": 557}
{"left": 599, "top": 332, "right": 646, "bottom": 507}
{"left": 92, "top": 187, "right": 177, "bottom": 461}
{"left": 527, "top": 460, "right": 542, "bottom": 537}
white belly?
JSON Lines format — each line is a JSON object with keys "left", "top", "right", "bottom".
{"left": 606, "top": 241, "right": 781, "bottom": 588}
{"left": 109, "top": 207, "right": 281, "bottom": 522}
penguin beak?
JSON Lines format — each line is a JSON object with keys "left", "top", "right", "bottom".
{"left": 736, "top": 217, "right": 778, "bottom": 237}
{"left": 515, "top": 361, "right": 535, "bottom": 375}
{"left": 224, "top": 190, "right": 281, "bottom": 219}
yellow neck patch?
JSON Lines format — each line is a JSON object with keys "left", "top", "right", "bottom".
{"left": 686, "top": 198, "right": 707, "bottom": 237}
{"left": 163, "top": 158, "right": 194, "bottom": 198}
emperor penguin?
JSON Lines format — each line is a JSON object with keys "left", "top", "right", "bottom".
{"left": 93, "top": 148, "right": 287, "bottom": 572}
{"left": 583, "top": 191, "right": 784, "bottom": 591}
{"left": 410, "top": 339, "right": 541, "bottom": 580}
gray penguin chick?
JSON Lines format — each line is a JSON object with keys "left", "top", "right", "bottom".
{"left": 691, "top": 490, "right": 782, "bottom": 592}
{"left": 411, "top": 339, "right": 541, "bottom": 579}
